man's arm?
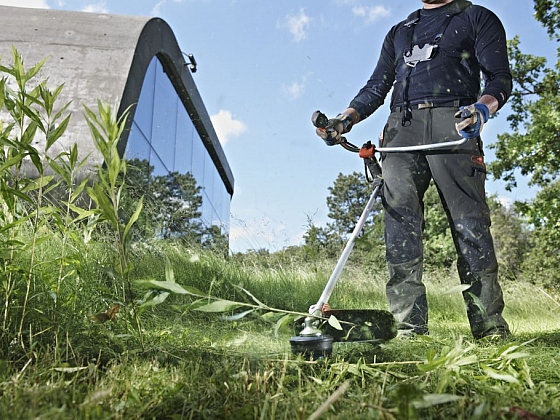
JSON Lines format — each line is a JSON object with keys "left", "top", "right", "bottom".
{"left": 473, "top": 7, "right": 512, "bottom": 111}
{"left": 477, "top": 94, "right": 499, "bottom": 116}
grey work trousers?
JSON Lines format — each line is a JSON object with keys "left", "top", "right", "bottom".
{"left": 380, "top": 107, "right": 509, "bottom": 338}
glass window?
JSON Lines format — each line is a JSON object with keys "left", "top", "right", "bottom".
{"left": 149, "top": 149, "right": 168, "bottom": 177}
{"left": 151, "top": 60, "right": 178, "bottom": 171}
{"left": 133, "top": 60, "right": 156, "bottom": 139}
{"left": 175, "top": 110, "right": 194, "bottom": 175}
{"left": 191, "top": 132, "right": 205, "bottom": 187}
{"left": 201, "top": 189, "right": 214, "bottom": 229}
{"left": 125, "top": 121, "right": 151, "bottom": 161}
{"left": 124, "top": 55, "right": 232, "bottom": 246}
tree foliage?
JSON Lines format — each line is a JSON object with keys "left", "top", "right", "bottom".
{"left": 303, "top": 171, "right": 384, "bottom": 260}
{"left": 534, "top": 0, "right": 560, "bottom": 39}
{"left": 122, "top": 158, "right": 228, "bottom": 249}
{"left": 489, "top": 37, "right": 560, "bottom": 190}
{"left": 488, "top": 1, "right": 560, "bottom": 284}
{"left": 326, "top": 171, "right": 382, "bottom": 235}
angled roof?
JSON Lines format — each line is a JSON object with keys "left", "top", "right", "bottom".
{"left": 0, "top": 5, "right": 233, "bottom": 193}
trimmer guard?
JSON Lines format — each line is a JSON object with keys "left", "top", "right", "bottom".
{"left": 321, "top": 309, "right": 397, "bottom": 343}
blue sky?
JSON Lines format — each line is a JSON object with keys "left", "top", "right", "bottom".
{"left": 1, "top": 0, "right": 555, "bottom": 253}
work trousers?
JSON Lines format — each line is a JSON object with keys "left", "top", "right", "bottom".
{"left": 380, "top": 107, "right": 509, "bottom": 339}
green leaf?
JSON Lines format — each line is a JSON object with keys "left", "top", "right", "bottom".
{"left": 413, "top": 394, "right": 464, "bottom": 409}
{"left": 164, "top": 256, "right": 174, "bottom": 283}
{"left": 235, "top": 284, "right": 266, "bottom": 307}
{"left": 70, "top": 177, "right": 91, "bottom": 203}
{"left": 54, "top": 366, "right": 89, "bottom": 373}
{"left": 21, "top": 176, "right": 54, "bottom": 192}
{"left": 134, "top": 279, "right": 203, "bottom": 296}
{"left": 0, "top": 154, "right": 24, "bottom": 173}
{"left": 442, "top": 284, "right": 472, "bottom": 295}
{"left": 273, "top": 314, "right": 295, "bottom": 336}
{"left": 193, "top": 300, "right": 243, "bottom": 313}
{"left": 25, "top": 56, "right": 48, "bottom": 80}
{"left": 46, "top": 115, "right": 71, "bottom": 151}
{"left": 0, "top": 78, "right": 5, "bottom": 111}
{"left": 123, "top": 196, "right": 143, "bottom": 240}
{"left": 482, "top": 368, "right": 520, "bottom": 384}
{"left": 328, "top": 314, "right": 343, "bottom": 330}
{"left": 140, "top": 292, "right": 170, "bottom": 308}
{"left": 223, "top": 309, "right": 255, "bottom": 321}
{"left": 261, "top": 311, "right": 290, "bottom": 323}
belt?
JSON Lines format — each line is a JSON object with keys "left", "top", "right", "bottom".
{"left": 391, "top": 99, "right": 473, "bottom": 113}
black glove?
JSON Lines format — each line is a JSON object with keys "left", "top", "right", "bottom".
{"left": 454, "top": 103, "right": 489, "bottom": 139}
{"left": 315, "top": 113, "right": 353, "bottom": 146}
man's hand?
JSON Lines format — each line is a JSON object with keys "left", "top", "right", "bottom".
{"left": 454, "top": 103, "right": 490, "bottom": 139}
{"left": 315, "top": 113, "right": 353, "bottom": 146}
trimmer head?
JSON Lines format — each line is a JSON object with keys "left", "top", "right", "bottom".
{"left": 289, "top": 316, "right": 333, "bottom": 358}
{"left": 289, "top": 334, "right": 334, "bottom": 358}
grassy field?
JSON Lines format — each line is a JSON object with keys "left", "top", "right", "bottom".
{"left": 1, "top": 243, "right": 559, "bottom": 420}
{"left": 1, "top": 52, "right": 558, "bottom": 419}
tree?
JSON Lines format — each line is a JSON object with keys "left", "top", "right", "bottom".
{"left": 326, "top": 171, "right": 383, "bottom": 235}
{"left": 534, "top": 0, "right": 560, "bottom": 40}
{"left": 487, "top": 195, "right": 530, "bottom": 279}
{"left": 152, "top": 171, "right": 204, "bottom": 240}
{"left": 122, "top": 158, "right": 207, "bottom": 244}
{"left": 487, "top": 1, "right": 560, "bottom": 284}
{"left": 303, "top": 171, "right": 384, "bottom": 260}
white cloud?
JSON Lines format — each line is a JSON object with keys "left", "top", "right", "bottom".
{"left": 280, "top": 9, "right": 310, "bottom": 42}
{"left": 352, "top": 5, "right": 391, "bottom": 24}
{"left": 283, "top": 73, "right": 311, "bottom": 101}
{"left": 283, "top": 80, "right": 305, "bottom": 101}
{"left": 152, "top": 0, "right": 166, "bottom": 16}
{"left": 82, "top": 1, "right": 108, "bottom": 13}
{"left": 151, "top": 0, "right": 193, "bottom": 16}
{"left": 210, "top": 110, "right": 247, "bottom": 145}
{"left": 0, "top": 0, "right": 49, "bottom": 8}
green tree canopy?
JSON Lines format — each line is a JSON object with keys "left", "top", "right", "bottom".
{"left": 326, "top": 171, "right": 382, "bottom": 235}
{"left": 488, "top": 0, "right": 560, "bottom": 284}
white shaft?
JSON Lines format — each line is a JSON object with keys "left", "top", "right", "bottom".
{"left": 309, "top": 184, "right": 381, "bottom": 316}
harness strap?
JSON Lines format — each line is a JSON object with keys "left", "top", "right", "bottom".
{"left": 400, "top": 0, "right": 472, "bottom": 126}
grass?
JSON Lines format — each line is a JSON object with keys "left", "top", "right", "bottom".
{"left": 2, "top": 243, "right": 560, "bottom": 420}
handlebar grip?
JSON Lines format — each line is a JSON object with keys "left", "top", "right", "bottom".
{"left": 311, "top": 110, "right": 329, "bottom": 129}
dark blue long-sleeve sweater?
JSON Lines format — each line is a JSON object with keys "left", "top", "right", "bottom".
{"left": 349, "top": 0, "right": 512, "bottom": 119}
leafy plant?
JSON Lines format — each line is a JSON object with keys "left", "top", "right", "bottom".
{"left": 79, "top": 100, "right": 145, "bottom": 347}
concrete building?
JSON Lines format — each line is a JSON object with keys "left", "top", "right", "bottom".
{"left": 0, "top": 5, "right": 234, "bottom": 244}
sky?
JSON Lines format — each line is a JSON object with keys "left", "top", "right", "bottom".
{"left": 0, "top": 0, "right": 556, "bottom": 253}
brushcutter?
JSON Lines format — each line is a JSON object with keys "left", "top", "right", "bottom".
{"left": 290, "top": 110, "right": 470, "bottom": 357}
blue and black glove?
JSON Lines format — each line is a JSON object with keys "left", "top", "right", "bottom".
{"left": 454, "top": 103, "right": 489, "bottom": 139}
{"left": 315, "top": 113, "right": 353, "bottom": 146}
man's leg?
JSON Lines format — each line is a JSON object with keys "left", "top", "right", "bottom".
{"left": 428, "top": 108, "right": 510, "bottom": 338}
{"left": 382, "top": 113, "right": 432, "bottom": 334}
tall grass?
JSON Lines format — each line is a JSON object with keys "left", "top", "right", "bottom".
{"left": 1, "top": 50, "right": 560, "bottom": 419}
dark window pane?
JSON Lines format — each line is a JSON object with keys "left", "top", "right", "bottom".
{"left": 175, "top": 110, "right": 194, "bottom": 175}
{"left": 191, "top": 132, "right": 205, "bottom": 186}
{"left": 125, "top": 121, "right": 151, "bottom": 161}
{"left": 151, "top": 60, "right": 178, "bottom": 170}
{"left": 133, "top": 58, "right": 156, "bottom": 139}
{"left": 150, "top": 149, "right": 168, "bottom": 177}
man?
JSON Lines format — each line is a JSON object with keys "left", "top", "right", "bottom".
{"left": 316, "top": 0, "right": 511, "bottom": 339}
